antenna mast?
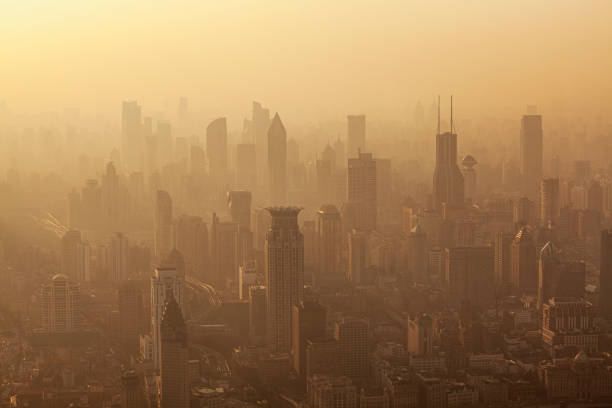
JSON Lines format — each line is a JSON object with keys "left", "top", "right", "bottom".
{"left": 450, "top": 95, "right": 453, "bottom": 134}
{"left": 437, "top": 95, "right": 440, "bottom": 135}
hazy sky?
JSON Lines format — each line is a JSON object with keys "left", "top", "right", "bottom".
{"left": 1, "top": 1, "right": 611, "bottom": 123}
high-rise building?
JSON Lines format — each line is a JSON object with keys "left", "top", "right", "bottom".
{"left": 160, "top": 294, "right": 190, "bottom": 408}
{"left": 121, "top": 370, "right": 144, "bottom": 408}
{"left": 41, "top": 274, "right": 80, "bottom": 333}
{"left": 461, "top": 155, "right": 478, "bottom": 202}
{"left": 252, "top": 101, "right": 271, "bottom": 188}
{"left": 119, "top": 281, "right": 143, "bottom": 355}
{"left": 109, "top": 232, "right": 129, "bottom": 281}
{"left": 588, "top": 180, "right": 604, "bottom": 214}
{"left": 251, "top": 207, "right": 272, "bottom": 251}
{"left": 292, "top": 300, "right": 327, "bottom": 378}
{"left": 494, "top": 232, "right": 514, "bottom": 285}
{"left": 406, "top": 314, "right": 434, "bottom": 355}
{"left": 210, "top": 215, "right": 239, "bottom": 289}
{"left": 151, "top": 267, "right": 184, "bottom": 369}
{"left": 249, "top": 285, "right": 267, "bottom": 346}
{"left": 172, "top": 215, "right": 208, "bottom": 280}
{"left": 308, "top": 375, "right": 357, "bottom": 408}
{"left": 265, "top": 207, "right": 304, "bottom": 352}
{"left": 315, "top": 205, "right": 342, "bottom": 287}
{"left": 407, "top": 225, "right": 428, "bottom": 284}
{"left": 268, "top": 113, "right": 287, "bottom": 205}
{"left": 514, "top": 196, "right": 536, "bottom": 228}
{"left": 520, "top": 115, "right": 543, "bottom": 200}
{"left": 61, "top": 230, "right": 90, "bottom": 282}
{"left": 445, "top": 247, "right": 494, "bottom": 308}
{"left": 122, "top": 101, "right": 142, "bottom": 171}
{"left": 334, "top": 317, "right": 368, "bottom": 382}
{"left": 433, "top": 130, "right": 464, "bottom": 210}
{"left": 347, "top": 152, "right": 377, "bottom": 231}
{"left": 228, "top": 190, "right": 252, "bottom": 231}
{"left": 348, "top": 229, "right": 369, "bottom": 285}
{"left": 511, "top": 227, "right": 537, "bottom": 294}
{"left": 347, "top": 115, "right": 366, "bottom": 159}
{"left": 538, "top": 242, "right": 586, "bottom": 309}
{"left": 154, "top": 191, "right": 173, "bottom": 262}
{"left": 600, "top": 230, "right": 612, "bottom": 320}
{"left": 541, "top": 178, "right": 560, "bottom": 226}
{"left": 236, "top": 144, "right": 257, "bottom": 190}
{"left": 207, "top": 117, "right": 228, "bottom": 189}
{"left": 239, "top": 261, "right": 263, "bottom": 300}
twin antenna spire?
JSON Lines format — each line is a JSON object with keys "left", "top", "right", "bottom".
{"left": 437, "top": 95, "right": 454, "bottom": 135}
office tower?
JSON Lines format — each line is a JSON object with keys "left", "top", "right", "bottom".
{"left": 541, "top": 298, "right": 598, "bottom": 358}
{"left": 306, "top": 339, "right": 340, "bottom": 378}
{"left": 121, "top": 370, "right": 144, "bottom": 408}
{"left": 40, "top": 274, "right": 80, "bottom": 333}
{"left": 541, "top": 178, "right": 560, "bottom": 226}
{"left": 601, "top": 230, "right": 612, "bottom": 320}
{"left": 308, "top": 375, "right": 357, "bottom": 408}
{"left": 315, "top": 205, "right": 342, "bottom": 287}
{"left": 520, "top": 114, "right": 543, "bottom": 200}
{"left": 347, "top": 152, "right": 377, "bottom": 231}
{"left": 228, "top": 190, "right": 252, "bottom": 231}
{"left": 236, "top": 144, "right": 257, "bottom": 190}
{"left": 151, "top": 267, "right": 184, "bottom": 369}
{"left": 119, "top": 282, "right": 143, "bottom": 355}
{"left": 348, "top": 229, "right": 369, "bottom": 285}
{"left": 334, "top": 317, "right": 368, "bottom": 382}
{"left": 172, "top": 215, "right": 208, "bottom": 280}
{"left": 401, "top": 206, "right": 416, "bottom": 234}
{"left": 445, "top": 247, "right": 495, "bottom": 308}
{"left": 252, "top": 101, "right": 271, "bottom": 187}
{"left": 514, "top": 196, "right": 536, "bottom": 228}
{"left": 206, "top": 117, "right": 228, "bottom": 185}
{"left": 101, "top": 162, "right": 126, "bottom": 229}
{"left": 511, "top": 227, "right": 537, "bottom": 294}
{"left": 265, "top": 207, "right": 304, "bottom": 352}
{"left": 461, "top": 155, "right": 477, "bottom": 202}
{"left": 347, "top": 115, "right": 366, "bottom": 159}
{"left": 160, "top": 294, "right": 190, "bottom": 408}
{"left": 109, "top": 232, "right": 129, "bottom": 281}
{"left": 239, "top": 261, "right": 262, "bottom": 300}
{"left": 268, "top": 113, "right": 287, "bottom": 205}
{"left": 433, "top": 129, "right": 464, "bottom": 210}
{"left": 61, "top": 230, "right": 90, "bottom": 282}
{"left": 538, "top": 242, "right": 586, "bottom": 309}
{"left": 155, "top": 190, "right": 173, "bottom": 262}
{"left": 406, "top": 314, "right": 433, "bottom": 355}
{"left": 375, "top": 158, "right": 392, "bottom": 224}
{"left": 292, "top": 301, "right": 327, "bottom": 378}
{"left": 210, "top": 215, "right": 239, "bottom": 289}
{"left": 249, "top": 285, "right": 267, "bottom": 346}
{"left": 494, "top": 232, "right": 514, "bottom": 285}
{"left": 303, "top": 220, "right": 317, "bottom": 282}
{"left": 122, "top": 101, "right": 142, "bottom": 171}
{"left": 407, "top": 225, "right": 428, "bottom": 284}
{"left": 316, "top": 159, "right": 333, "bottom": 204}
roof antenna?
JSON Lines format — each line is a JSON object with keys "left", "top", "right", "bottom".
{"left": 450, "top": 95, "right": 453, "bottom": 134}
{"left": 437, "top": 95, "right": 440, "bottom": 135}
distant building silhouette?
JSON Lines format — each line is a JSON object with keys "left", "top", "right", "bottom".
{"left": 334, "top": 317, "right": 368, "bottom": 383}
{"left": 347, "top": 152, "right": 377, "bottom": 231}
{"left": 154, "top": 191, "right": 173, "bottom": 262}
{"left": 160, "top": 294, "right": 189, "bottom": 408}
{"left": 61, "top": 230, "right": 90, "bottom": 282}
{"left": 511, "top": 227, "right": 537, "bottom": 294}
{"left": 540, "top": 178, "right": 560, "bottom": 227}
{"left": 119, "top": 281, "right": 143, "bottom": 355}
{"left": 600, "top": 230, "right": 612, "bottom": 320}
{"left": 122, "top": 101, "right": 143, "bottom": 171}
{"left": 315, "top": 205, "right": 343, "bottom": 287}
{"left": 520, "top": 115, "right": 543, "bottom": 200}
{"left": 433, "top": 130, "right": 464, "bottom": 210}
{"left": 268, "top": 113, "right": 288, "bottom": 205}
{"left": 151, "top": 267, "right": 184, "bottom": 369}
{"left": 347, "top": 115, "right": 366, "bottom": 159}
{"left": 41, "top": 274, "right": 80, "bottom": 333}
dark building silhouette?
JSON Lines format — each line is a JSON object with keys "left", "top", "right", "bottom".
{"left": 160, "top": 294, "right": 189, "bottom": 408}
{"left": 538, "top": 242, "right": 585, "bottom": 309}
{"left": 347, "top": 152, "right": 377, "bottom": 231}
{"left": 347, "top": 114, "right": 366, "bottom": 159}
{"left": 445, "top": 247, "right": 494, "bottom": 309}
{"left": 121, "top": 370, "right": 144, "bottom": 408}
{"left": 292, "top": 301, "right": 327, "bottom": 379}
{"left": 600, "top": 230, "right": 612, "bottom": 320}
{"left": 511, "top": 227, "right": 537, "bottom": 294}
{"left": 520, "top": 114, "right": 543, "bottom": 200}
{"left": 118, "top": 281, "right": 143, "bottom": 355}
{"left": 433, "top": 129, "right": 464, "bottom": 210}
{"left": 207, "top": 117, "right": 228, "bottom": 189}
{"left": 541, "top": 178, "right": 560, "bottom": 227}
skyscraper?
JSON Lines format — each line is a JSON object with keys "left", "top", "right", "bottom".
{"left": 122, "top": 101, "right": 142, "bottom": 171}
{"left": 292, "top": 300, "right": 327, "bottom": 378}
{"left": 433, "top": 124, "right": 464, "bottom": 210}
{"left": 334, "top": 317, "right": 368, "bottom": 382}
{"left": 268, "top": 113, "right": 287, "bottom": 205}
{"left": 406, "top": 314, "right": 434, "bottom": 355}
{"left": 228, "top": 190, "right": 252, "bottom": 231}
{"left": 541, "top": 178, "right": 560, "bottom": 226}
{"left": 206, "top": 117, "right": 228, "bottom": 189}
{"left": 600, "top": 230, "right": 612, "bottom": 320}
{"left": 252, "top": 101, "right": 271, "bottom": 188}
{"left": 445, "top": 247, "right": 495, "bottom": 308}
{"left": 61, "top": 230, "right": 91, "bottom": 282}
{"left": 347, "top": 152, "right": 377, "bottom": 231}
{"left": 494, "top": 232, "right": 514, "bottom": 285}
{"left": 538, "top": 242, "right": 586, "bottom": 309}
{"left": 347, "top": 115, "right": 366, "bottom": 159}
{"left": 154, "top": 190, "right": 173, "bottom": 262}
{"left": 461, "top": 155, "right": 477, "bottom": 202}
{"left": 511, "top": 227, "right": 537, "bottom": 294}
{"left": 160, "top": 294, "right": 190, "bottom": 408}
{"left": 121, "top": 370, "right": 144, "bottom": 408}
{"left": 315, "top": 205, "right": 343, "bottom": 287}
{"left": 407, "top": 225, "right": 428, "bottom": 284}
{"left": 265, "top": 207, "right": 304, "bottom": 352}
{"left": 41, "top": 274, "right": 80, "bottom": 333}
{"left": 520, "top": 115, "right": 543, "bottom": 200}
{"left": 172, "top": 215, "right": 209, "bottom": 280}
{"left": 109, "top": 232, "right": 129, "bottom": 281}
{"left": 151, "top": 267, "right": 184, "bottom": 369}
{"left": 236, "top": 143, "right": 257, "bottom": 190}
{"left": 118, "top": 281, "right": 143, "bottom": 355}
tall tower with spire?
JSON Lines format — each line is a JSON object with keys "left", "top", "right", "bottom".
{"left": 268, "top": 113, "right": 287, "bottom": 205}
{"left": 432, "top": 96, "right": 464, "bottom": 210}
{"left": 160, "top": 294, "right": 189, "bottom": 408}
